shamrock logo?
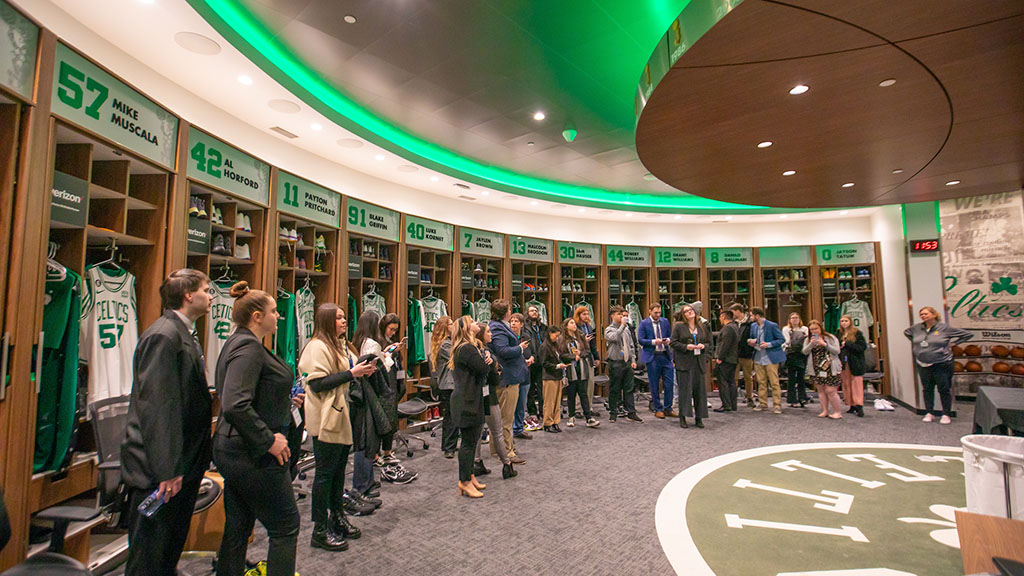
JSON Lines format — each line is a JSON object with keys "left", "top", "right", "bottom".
{"left": 898, "top": 504, "right": 964, "bottom": 548}
{"left": 991, "top": 277, "right": 1018, "bottom": 295}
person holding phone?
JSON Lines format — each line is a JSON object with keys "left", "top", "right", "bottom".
{"left": 450, "top": 316, "right": 492, "bottom": 498}
{"left": 213, "top": 282, "right": 300, "bottom": 576}
{"left": 803, "top": 320, "right": 843, "bottom": 419}
{"left": 487, "top": 300, "right": 530, "bottom": 463}
{"left": 538, "top": 325, "right": 570, "bottom": 432}
{"left": 670, "top": 304, "right": 712, "bottom": 428}
{"left": 509, "top": 312, "right": 536, "bottom": 440}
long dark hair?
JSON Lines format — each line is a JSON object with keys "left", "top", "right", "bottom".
{"left": 352, "top": 310, "right": 382, "bottom": 354}
{"left": 308, "top": 303, "right": 352, "bottom": 371}
{"left": 379, "top": 313, "right": 402, "bottom": 345}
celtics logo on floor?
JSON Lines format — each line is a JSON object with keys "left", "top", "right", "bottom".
{"left": 656, "top": 443, "right": 966, "bottom": 576}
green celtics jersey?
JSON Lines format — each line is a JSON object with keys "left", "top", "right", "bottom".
{"left": 408, "top": 298, "right": 425, "bottom": 365}
{"left": 276, "top": 291, "right": 297, "bottom": 376}
{"left": 347, "top": 293, "right": 358, "bottom": 340}
{"left": 36, "top": 269, "right": 82, "bottom": 472}
{"left": 205, "top": 282, "right": 235, "bottom": 386}
{"left": 296, "top": 286, "right": 316, "bottom": 352}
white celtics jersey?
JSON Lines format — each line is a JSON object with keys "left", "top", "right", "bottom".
{"left": 362, "top": 292, "right": 386, "bottom": 319}
{"left": 80, "top": 266, "right": 138, "bottom": 405}
{"left": 625, "top": 301, "right": 642, "bottom": 328}
{"left": 840, "top": 298, "right": 874, "bottom": 339}
{"left": 296, "top": 286, "right": 316, "bottom": 352}
{"left": 205, "top": 282, "right": 235, "bottom": 386}
{"left": 473, "top": 298, "right": 491, "bottom": 323}
{"left": 421, "top": 296, "right": 448, "bottom": 346}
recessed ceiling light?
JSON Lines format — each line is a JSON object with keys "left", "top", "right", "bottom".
{"left": 578, "top": 208, "right": 585, "bottom": 212}
{"left": 626, "top": 213, "right": 633, "bottom": 217}
{"left": 643, "top": 172, "right": 657, "bottom": 181}
{"left": 310, "top": 122, "right": 322, "bottom": 131}
{"left": 268, "top": 99, "right": 301, "bottom": 114}
{"left": 175, "top": 32, "right": 221, "bottom": 55}
{"left": 337, "top": 138, "right": 363, "bottom": 148}
{"left": 430, "top": 176, "right": 439, "bottom": 182}
{"left": 879, "top": 78, "right": 897, "bottom": 87}
{"left": 374, "top": 154, "right": 385, "bottom": 161}
{"left": 945, "top": 180, "right": 961, "bottom": 186}
{"left": 527, "top": 141, "right": 535, "bottom": 147}
{"left": 780, "top": 214, "right": 788, "bottom": 219}
{"left": 481, "top": 190, "right": 489, "bottom": 195}
{"left": 840, "top": 210, "right": 849, "bottom": 215}
{"left": 343, "top": 14, "right": 357, "bottom": 24}
{"left": 533, "top": 111, "right": 546, "bottom": 121}
{"left": 757, "top": 141, "right": 773, "bottom": 148}
{"left": 842, "top": 182, "right": 855, "bottom": 188}
{"left": 530, "top": 200, "right": 538, "bottom": 206}
{"left": 789, "top": 84, "right": 809, "bottom": 95}
{"left": 782, "top": 170, "right": 796, "bottom": 176}
{"left": 674, "top": 215, "right": 681, "bottom": 220}
{"left": 892, "top": 168, "right": 904, "bottom": 174}
{"left": 725, "top": 216, "right": 733, "bottom": 220}
{"left": 237, "top": 74, "right": 253, "bottom": 86}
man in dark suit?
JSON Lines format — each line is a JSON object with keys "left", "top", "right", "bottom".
{"left": 488, "top": 299, "right": 529, "bottom": 463}
{"left": 713, "top": 309, "right": 740, "bottom": 412}
{"left": 121, "top": 269, "right": 213, "bottom": 576}
{"left": 637, "top": 303, "right": 674, "bottom": 418}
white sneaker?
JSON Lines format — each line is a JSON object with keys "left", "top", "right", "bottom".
{"left": 939, "top": 415, "right": 951, "bottom": 425}
{"left": 567, "top": 417, "right": 575, "bottom": 428}
{"left": 290, "top": 228, "right": 299, "bottom": 241}
{"left": 922, "top": 413, "right": 934, "bottom": 423}
{"left": 279, "top": 226, "right": 289, "bottom": 241}
{"left": 235, "top": 243, "right": 250, "bottom": 260}
{"left": 244, "top": 213, "right": 252, "bottom": 232}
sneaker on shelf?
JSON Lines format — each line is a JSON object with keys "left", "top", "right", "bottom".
{"left": 474, "top": 264, "right": 484, "bottom": 274}
{"left": 279, "top": 254, "right": 288, "bottom": 267}
{"left": 188, "top": 196, "right": 199, "bottom": 217}
{"left": 381, "top": 463, "right": 417, "bottom": 484}
{"left": 235, "top": 243, "right": 250, "bottom": 260}
{"left": 297, "top": 257, "right": 306, "bottom": 269}
{"left": 289, "top": 228, "right": 299, "bottom": 242}
{"left": 314, "top": 257, "right": 324, "bottom": 272}
{"left": 211, "top": 234, "right": 227, "bottom": 255}
{"left": 197, "top": 198, "right": 207, "bottom": 219}
{"left": 279, "top": 226, "right": 290, "bottom": 241}
{"left": 245, "top": 214, "right": 253, "bottom": 232}
{"left": 210, "top": 205, "right": 220, "bottom": 224}
{"left": 315, "top": 234, "right": 327, "bottom": 250}
{"left": 296, "top": 234, "right": 305, "bottom": 248}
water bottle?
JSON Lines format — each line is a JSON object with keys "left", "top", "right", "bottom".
{"left": 291, "top": 372, "right": 307, "bottom": 398}
{"left": 138, "top": 489, "right": 164, "bottom": 517}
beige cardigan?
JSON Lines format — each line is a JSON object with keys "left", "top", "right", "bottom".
{"left": 298, "top": 338, "right": 356, "bottom": 445}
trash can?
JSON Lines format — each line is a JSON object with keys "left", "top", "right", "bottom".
{"left": 961, "top": 434, "right": 1024, "bottom": 520}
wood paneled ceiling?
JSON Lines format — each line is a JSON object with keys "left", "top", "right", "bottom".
{"left": 635, "top": 0, "right": 1024, "bottom": 208}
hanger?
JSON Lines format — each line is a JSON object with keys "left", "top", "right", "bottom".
{"left": 366, "top": 283, "right": 377, "bottom": 296}
{"left": 425, "top": 287, "right": 437, "bottom": 299}
{"left": 215, "top": 263, "right": 234, "bottom": 283}
{"left": 276, "top": 277, "right": 289, "bottom": 297}
{"left": 783, "top": 293, "right": 802, "bottom": 307}
{"left": 302, "top": 274, "right": 314, "bottom": 293}
{"left": 92, "top": 238, "right": 125, "bottom": 272}
{"left": 46, "top": 242, "right": 67, "bottom": 281}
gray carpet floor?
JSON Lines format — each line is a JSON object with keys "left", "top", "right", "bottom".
{"left": 176, "top": 394, "right": 974, "bottom": 576}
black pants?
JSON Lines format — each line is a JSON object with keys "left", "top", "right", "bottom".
{"left": 566, "top": 379, "right": 592, "bottom": 419}
{"left": 439, "top": 389, "right": 460, "bottom": 453}
{"left": 607, "top": 360, "right": 636, "bottom": 417}
{"left": 717, "top": 362, "right": 738, "bottom": 411}
{"left": 457, "top": 424, "right": 483, "bottom": 482}
{"left": 920, "top": 360, "right": 954, "bottom": 416}
{"left": 786, "top": 363, "right": 808, "bottom": 404}
{"left": 125, "top": 474, "right": 202, "bottom": 576}
{"left": 526, "top": 364, "right": 544, "bottom": 417}
{"left": 311, "top": 438, "right": 350, "bottom": 526}
{"left": 215, "top": 451, "right": 300, "bottom": 576}
{"left": 676, "top": 369, "right": 708, "bottom": 419}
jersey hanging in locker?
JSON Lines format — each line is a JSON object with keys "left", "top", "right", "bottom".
{"left": 407, "top": 298, "right": 425, "bottom": 364}
{"left": 362, "top": 291, "right": 386, "bottom": 319}
{"left": 205, "top": 281, "right": 236, "bottom": 385}
{"left": 276, "top": 290, "right": 298, "bottom": 375}
{"left": 80, "top": 266, "right": 138, "bottom": 405}
{"left": 296, "top": 285, "right": 316, "bottom": 353}
{"left": 421, "top": 296, "right": 448, "bottom": 349}
{"left": 36, "top": 269, "right": 82, "bottom": 473}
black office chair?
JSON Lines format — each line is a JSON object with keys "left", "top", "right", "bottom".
{"left": 394, "top": 397, "right": 431, "bottom": 458}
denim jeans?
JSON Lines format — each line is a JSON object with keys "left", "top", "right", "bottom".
{"left": 352, "top": 450, "right": 375, "bottom": 493}
{"left": 646, "top": 353, "right": 674, "bottom": 411}
{"left": 513, "top": 381, "right": 530, "bottom": 435}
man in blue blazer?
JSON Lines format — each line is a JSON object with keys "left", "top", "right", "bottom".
{"left": 638, "top": 303, "right": 674, "bottom": 418}
{"left": 488, "top": 299, "right": 529, "bottom": 463}
{"left": 746, "top": 307, "right": 787, "bottom": 413}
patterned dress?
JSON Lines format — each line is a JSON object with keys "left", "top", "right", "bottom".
{"left": 808, "top": 343, "right": 840, "bottom": 388}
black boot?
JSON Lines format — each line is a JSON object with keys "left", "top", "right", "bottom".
{"left": 311, "top": 523, "right": 348, "bottom": 551}
{"left": 847, "top": 406, "right": 856, "bottom": 414}
{"left": 695, "top": 418, "right": 704, "bottom": 428}
{"left": 473, "top": 459, "right": 490, "bottom": 476}
{"left": 331, "top": 510, "right": 361, "bottom": 540}
{"left": 502, "top": 461, "right": 516, "bottom": 479}
{"left": 679, "top": 416, "right": 688, "bottom": 429}
{"left": 856, "top": 405, "right": 864, "bottom": 417}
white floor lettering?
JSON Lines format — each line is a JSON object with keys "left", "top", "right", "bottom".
{"left": 733, "top": 478, "right": 855, "bottom": 514}
{"left": 724, "top": 514, "right": 870, "bottom": 542}
{"left": 772, "top": 459, "right": 886, "bottom": 489}
{"left": 915, "top": 455, "right": 964, "bottom": 464}
{"left": 777, "top": 569, "right": 919, "bottom": 576}
{"left": 838, "top": 454, "right": 944, "bottom": 483}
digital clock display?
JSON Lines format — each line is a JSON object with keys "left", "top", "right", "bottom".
{"left": 910, "top": 239, "right": 939, "bottom": 253}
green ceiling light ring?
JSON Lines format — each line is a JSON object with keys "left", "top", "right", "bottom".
{"left": 185, "top": 0, "right": 783, "bottom": 213}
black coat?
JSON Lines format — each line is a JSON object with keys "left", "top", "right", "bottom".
{"left": 840, "top": 331, "right": 868, "bottom": 376}
{"left": 450, "top": 343, "right": 490, "bottom": 428}
{"left": 121, "top": 310, "right": 212, "bottom": 489}
{"left": 349, "top": 369, "right": 394, "bottom": 455}
{"left": 670, "top": 321, "right": 713, "bottom": 375}
{"left": 737, "top": 319, "right": 755, "bottom": 359}
{"left": 715, "top": 322, "right": 740, "bottom": 364}
{"left": 213, "top": 328, "right": 293, "bottom": 462}
{"left": 538, "top": 341, "right": 572, "bottom": 380}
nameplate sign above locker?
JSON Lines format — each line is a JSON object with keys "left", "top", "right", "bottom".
{"left": 511, "top": 236, "right": 553, "bottom": 262}
{"left": 759, "top": 246, "right": 811, "bottom": 267}
{"left": 816, "top": 243, "right": 875, "bottom": 265}
{"left": 406, "top": 216, "right": 453, "bottom": 251}
{"left": 52, "top": 43, "right": 179, "bottom": 169}
{"left": 276, "top": 172, "right": 341, "bottom": 228}
{"left": 0, "top": 1, "right": 37, "bottom": 101}
{"left": 50, "top": 171, "right": 88, "bottom": 228}
{"left": 655, "top": 247, "right": 699, "bottom": 267}
{"left": 187, "top": 216, "right": 211, "bottom": 254}
{"left": 607, "top": 245, "right": 650, "bottom": 267}
{"left": 461, "top": 227, "right": 504, "bottom": 257}
{"left": 187, "top": 127, "right": 269, "bottom": 204}
{"left": 346, "top": 198, "right": 400, "bottom": 242}
{"left": 558, "top": 241, "right": 600, "bottom": 264}
{"left": 705, "top": 247, "right": 753, "bottom": 268}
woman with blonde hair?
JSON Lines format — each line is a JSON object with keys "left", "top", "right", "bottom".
{"left": 298, "top": 304, "right": 376, "bottom": 551}
{"left": 448, "top": 316, "right": 491, "bottom": 497}
{"left": 428, "top": 316, "right": 458, "bottom": 457}
{"left": 802, "top": 319, "right": 843, "bottom": 419}
{"left": 838, "top": 315, "right": 868, "bottom": 417}
{"left": 904, "top": 306, "right": 972, "bottom": 424}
